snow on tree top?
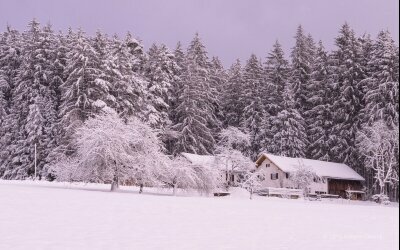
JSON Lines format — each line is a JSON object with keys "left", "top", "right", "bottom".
{"left": 256, "top": 153, "right": 365, "bottom": 181}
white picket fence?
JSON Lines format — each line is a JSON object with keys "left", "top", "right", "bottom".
{"left": 257, "top": 187, "right": 303, "bottom": 198}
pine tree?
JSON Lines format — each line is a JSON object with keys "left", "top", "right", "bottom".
{"left": 305, "top": 41, "right": 333, "bottom": 161}
{"left": 264, "top": 41, "right": 289, "bottom": 116}
{"left": 208, "top": 56, "right": 225, "bottom": 131}
{"left": 241, "top": 54, "right": 265, "bottom": 158}
{"left": 145, "top": 43, "right": 176, "bottom": 129}
{"left": 2, "top": 20, "right": 59, "bottom": 179}
{"left": 262, "top": 41, "right": 290, "bottom": 154}
{"left": 124, "top": 32, "right": 146, "bottom": 74}
{"left": 169, "top": 42, "right": 186, "bottom": 125}
{"left": 109, "top": 33, "right": 148, "bottom": 119}
{"left": 171, "top": 34, "right": 216, "bottom": 155}
{"left": 363, "top": 30, "right": 399, "bottom": 128}
{"left": 270, "top": 84, "right": 308, "bottom": 158}
{"left": 58, "top": 29, "right": 106, "bottom": 154}
{"left": 357, "top": 34, "right": 374, "bottom": 125}
{"left": 329, "top": 23, "right": 365, "bottom": 169}
{"left": 290, "top": 25, "right": 315, "bottom": 114}
{"left": 0, "top": 26, "right": 22, "bottom": 176}
{"left": 223, "top": 59, "right": 244, "bottom": 127}
{"left": 164, "top": 42, "right": 186, "bottom": 154}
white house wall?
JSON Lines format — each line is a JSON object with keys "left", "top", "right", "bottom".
{"left": 256, "top": 158, "right": 291, "bottom": 188}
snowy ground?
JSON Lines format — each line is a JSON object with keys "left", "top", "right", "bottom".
{"left": 0, "top": 180, "right": 398, "bottom": 250}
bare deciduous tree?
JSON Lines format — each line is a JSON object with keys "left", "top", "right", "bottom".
{"left": 357, "top": 121, "right": 399, "bottom": 201}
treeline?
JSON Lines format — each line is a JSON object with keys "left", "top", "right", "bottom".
{"left": 0, "top": 20, "right": 398, "bottom": 199}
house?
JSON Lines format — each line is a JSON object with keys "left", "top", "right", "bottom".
{"left": 180, "top": 153, "right": 244, "bottom": 186}
{"left": 255, "top": 153, "right": 365, "bottom": 199}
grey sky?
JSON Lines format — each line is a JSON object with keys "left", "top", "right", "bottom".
{"left": 0, "top": 0, "right": 398, "bottom": 66}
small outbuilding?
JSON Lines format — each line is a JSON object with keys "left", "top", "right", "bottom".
{"left": 180, "top": 152, "right": 244, "bottom": 186}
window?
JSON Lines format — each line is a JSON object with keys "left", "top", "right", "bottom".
{"left": 271, "top": 173, "right": 279, "bottom": 180}
{"left": 266, "top": 163, "right": 271, "bottom": 168}
{"left": 286, "top": 173, "right": 290, "bottom": 179}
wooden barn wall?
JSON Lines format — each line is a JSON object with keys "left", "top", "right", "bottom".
{"left": 328, "top": 179, "right": 363, "bottom": 198}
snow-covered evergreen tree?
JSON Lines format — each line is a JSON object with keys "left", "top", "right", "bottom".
{"left": 222, "top": 59, "right": 244, "bottom": 127}
{"left": 58, "top": 29, "right": 107, "bottom": 154}
{"left": 0, "top": 26, "right": 22, "bottom": 176}
{"left": 171, "top": 34, "right": 217, "bottom": 155}
{"left": 164, "top": 42, "right": 186, "bottom": 154}
{"left": 264, "top": 41, "right": 288, "bottom": 116}
{"left": 328, "top": 23, "right": 365, "bottom": 169}
{"left": 2, "top": 20, "right": 58, "bottom": 179}
{"left": 269, "top": 84, "right": 308, "bottom": 158}
{"left": 241, "top": 54, "right": 265, "bottom": 158}
{"left": 107, "top": 33, "right": 148, "bottom": 119}
{"left": 262, "top": 41, "right": 290, "bottom": 154}
{"left": 208, "top": 56, "right": 226, "bottom": 130}
{"left": 168, "top": 42, "right": 186, "bottom": 124}
{"left": 363, "top": 30, "right": 399, "bottom": 128}
{"left": 305, "top": 41, "right": 333, "bottom": 161}
{"left": 290, "top": 25, "right": 315, "bottom": 114}
{"left": 144, "top": 43, "right": 176, "bottom": 129}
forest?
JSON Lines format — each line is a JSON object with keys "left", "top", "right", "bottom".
{"left": 0, "top": 20, "right": 398, "bottom": 200}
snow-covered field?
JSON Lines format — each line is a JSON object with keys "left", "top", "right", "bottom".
{"left": 0, "top": 180, "right": 398, "bottom": 250}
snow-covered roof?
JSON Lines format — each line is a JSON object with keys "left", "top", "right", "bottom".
{"left": 180, "top": 153, "right": 231, "bottom": 171}
{"left": 256, "top": 153, "right": 365, "bottom": 181}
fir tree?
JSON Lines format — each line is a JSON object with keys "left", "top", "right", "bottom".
{"left": 3, "top": 20, "right": 58, "bottom": 178}
{"left": 269, "top": 84, "right": 308, "bottom": 158}
{"left": 145, "top": 43, "right": 176, "bottom": 129}
{"left": 59, "top": 29, "right": 105, "bottom": 154}
{"left": 306, "top": 41, "right": 333, "bottom": 161}
{"left": 329, "top": 23, "right": 365, "bottom": 169}
{"left": 264, "top": 41, "right": 289, "bottom": 116}
{"left": 108, "top": 33, "right": 148, "bottom": 119}
{"left": 171, "top": 33, "right": 216, "bottom": 155}
{"left": 241, "top": 54, "right": 265, "bottom": 158}
{"left": 262, "top": 41, "right": 290, "bottom": 155}
{"left": 363, "top": 30, "right": 399, "bottom": 128}
{"left": 223, "top": 59, "right": 244, "bottom": 127}
{"left": 0, "top": 26, "right": 22, "bottom": 176}
{"left": 290, "top": 25, "right": 315, "bottom": 114}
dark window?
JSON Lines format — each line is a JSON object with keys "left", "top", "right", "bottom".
{"left": 266, "top": 163, "right": 270, "bottom": 168}
{"left": 286, "top": 173, "right": 289, "bottom": 179}
{"left": 271, "top": 173, "right": 279, "bottom": 180}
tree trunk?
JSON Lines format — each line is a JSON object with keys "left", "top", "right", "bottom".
{"left": 380, "top": 184, "right": 385, "bottom": 196}
{"left": 173, "top": 184, "right": 177, "bottom": 196}
{"left": 250, "top": 188, "right": 253, "bottom": 200}
{"left": 139, "top": 184, "right": 143, "bottom": 194}
{"left": 111, "top": 175, "right": 119, "bottom": 191}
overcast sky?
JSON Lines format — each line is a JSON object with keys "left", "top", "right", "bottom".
{"left": 0, "top": 0, "right": 398, "bottom": 66}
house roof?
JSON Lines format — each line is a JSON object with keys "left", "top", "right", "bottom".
{"left": 256, "top": 153, "right": 365, "bottom": 181}
{"left": 180, "top": 153, "right": 231, "bottom": 171}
